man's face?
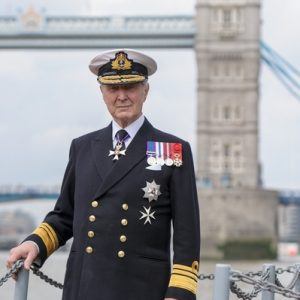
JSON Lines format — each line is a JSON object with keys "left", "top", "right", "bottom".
{"left": 100, "top": 82, "right": 149, "bottom": 127}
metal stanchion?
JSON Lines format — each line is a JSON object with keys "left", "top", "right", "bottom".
{"left": 14, "top": 267, "right": 29, "bottom": 300}
{"left": 213, "top": 264, "right": 231, "bottom": 300}
{"left": 261, "top": 264, "right": 275, "bottom": 300}
{"left": 294, "top": 263, "right": 300, "bottom": 299}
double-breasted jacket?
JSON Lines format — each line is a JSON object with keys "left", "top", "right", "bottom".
{"left": 25, "top": 118, "right": 200, "bottom": 300}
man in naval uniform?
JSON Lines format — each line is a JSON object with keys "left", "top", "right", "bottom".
{"left": 7, "top": 49, "right": 200, "bottom": 300}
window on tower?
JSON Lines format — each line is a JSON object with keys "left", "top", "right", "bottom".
{"left": 211, "top": 6, "right": 245, "bottom": 37}
{"left": 211, "top": 104, "right": 243, "bottom": 123}
{"left": 224, "top": 144, "right": 230, "bottom": 157}
{"left": 235, "top": 106, "right": 241, "bottom": 120}
{"left": 210, "top": 61, "right": 244, "bottom": 81}
{"left": 223, "top": 106, "right": 231, "bottom": 120}
{"left": 222, "top": 9, "right": 232, "bottom": 27}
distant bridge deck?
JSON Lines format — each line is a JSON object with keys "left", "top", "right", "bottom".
{"left": 0, "top": 15, "right": 195, "bottom": 49}
{"left": 0, "top": 193, "right": 58, "bottom": 202}
{"left": 1, "top": 191, "right": 300, "bottom": 203}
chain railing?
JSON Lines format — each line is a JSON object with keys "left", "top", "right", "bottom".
{"left": 213, "top": 263, "right": 300, "bottom": 300}
{"left": 0, "top": 260, "right": 24, "bottom": 287}
{"left": 2, "top": 260, "right": 300, "bottom": 299}
{"left": 230, "top": 269, "right": 300, "bottom": 298}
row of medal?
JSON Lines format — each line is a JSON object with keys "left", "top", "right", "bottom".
{"left": 146, "top": 141, "right": 183, "bottom": 167}
{"left": 139, "top": 179, "right": 161, "bottom": 225}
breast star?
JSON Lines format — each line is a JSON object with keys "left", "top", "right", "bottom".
{"left": 142, "top": 180, "right": 162, "bottom": 202}
{"left": 139, "top": 206, "right": 156, "bottom": 225}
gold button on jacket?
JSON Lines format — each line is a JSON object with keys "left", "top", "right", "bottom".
{"left": 121, "top": 219, "right": 128, "bottom": 226}
{"left": 122, "top": 203, "right": 128, "bottom": 210}
{"left": 120, "top": 235, "right": 127, "bottom": 242}
{"left": 118, "top": 250, "right": 125, "bottom": 258}
{"left": 89, "top": 215, "right": 96, "bottom": 222}
{"left": 91, "top": 201, "right": 99, "bottom": 208}
{"left": 86, "top": 246, "right": 93, "bottom": 254}
{"left": 88, "top": 231, "right": 95, "bottom": 238}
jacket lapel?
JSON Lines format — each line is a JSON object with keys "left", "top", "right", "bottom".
{"left": 91, "top": 123, "right": 114, "bottom": 181}
{"left": 93, "top": 118, "right": 154, "bottom": 200}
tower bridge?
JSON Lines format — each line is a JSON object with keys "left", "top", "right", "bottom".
{"left": 1, "top": 1, "right": 298, "bottom": 258}
{"left": 0, "top": 13, "right": 195, "bottom": 49}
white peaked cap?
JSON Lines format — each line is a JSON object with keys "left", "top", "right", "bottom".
{"left": 89, "top": 49, "right": 157, "bottom": 84}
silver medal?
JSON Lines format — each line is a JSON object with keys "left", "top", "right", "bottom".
{"left": 142, "top": 180, "right": 162, "bottom": 202}
{"left": 147, "top": 156, "right": 157, "bottom": 166}
{"left": 156, "top": 157, "right": 165, "bottom": 166}
{"left": 173, "top": 157, "right": 183, "bottom": 167}
{"left": 165, "top": 158, "right": 173, "bottom": 166}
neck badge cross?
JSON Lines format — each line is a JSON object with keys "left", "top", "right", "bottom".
{"left": 108, "top": 142, "right": 126, "bottom": 160}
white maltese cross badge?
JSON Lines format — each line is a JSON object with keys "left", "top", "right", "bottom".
{"left": 139, "top": 206, "right": 156, "bottom": 225}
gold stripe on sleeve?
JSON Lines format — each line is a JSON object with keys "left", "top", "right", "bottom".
{"left": 168, "top": 262, "right": 199, "bottom": 294}
{"left": 171, "top": 269, "right": 198, "bottom": 281}
{"left": 33, "top": 222, "right": 59, "bottom": 257}
{"left": 173, "top": 263, "right": 199, "bottom": 275}
{"left": 40, "top": 224, "right": 57, "bottom": 254}
{"left": 168, "top": 274, "right": 197, "bottom": 294}
{"left": 42, "top": 223, "right": 59, "bottom": 249}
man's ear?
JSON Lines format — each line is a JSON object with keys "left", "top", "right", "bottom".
{"left": 144, "top": 82, "right": 150, "bottom": 101}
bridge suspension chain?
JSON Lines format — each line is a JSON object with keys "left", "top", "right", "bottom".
{"left": 261, "top": 41, "right": 300, "bottom": 101}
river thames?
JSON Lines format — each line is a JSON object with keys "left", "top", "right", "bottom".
{"left": 0, "top": 250, "right": 299, "bottom": 300}
{"left": 0, "top": 200, "right": 299, "bottom": 299}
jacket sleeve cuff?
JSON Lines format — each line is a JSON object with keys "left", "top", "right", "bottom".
{"left": 165, "top": 287, "right": 196, "bottom": 300}
{"left": 22, "top": 234, "right": 48, "bottom": 267}
{"left": 165, "top": 262, "right": 199, "bottom": 300}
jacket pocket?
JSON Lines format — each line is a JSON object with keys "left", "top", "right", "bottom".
{"left": 136, "top": 253, "right": 170, "bottom": 263}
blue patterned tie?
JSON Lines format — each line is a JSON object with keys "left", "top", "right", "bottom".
{"left": 115, "top": 129, "right": 129, "bottom": 150}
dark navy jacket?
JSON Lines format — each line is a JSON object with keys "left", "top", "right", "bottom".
{"left": 25, "top": 118, "right": 200, "bottom": 300}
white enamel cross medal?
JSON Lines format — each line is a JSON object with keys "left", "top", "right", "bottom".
{"left": 108, "top": 142, "right": 126, "bottom": 160}
{"left": 139, "top": 206, "right": 156, "bottom": 225}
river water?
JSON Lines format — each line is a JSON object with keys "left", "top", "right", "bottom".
{"left": 0, "top": 200, "right": 299, "bottom": 299}
{"left": 0, "top": 251, "right": 299, "bottom": 300}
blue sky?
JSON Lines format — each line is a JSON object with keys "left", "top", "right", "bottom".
{"left": 0, "top": 0, "right": 299, "bottom": 190}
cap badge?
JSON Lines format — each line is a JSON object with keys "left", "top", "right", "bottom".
{"left": 111, "top": 52, "right": 133, "bottom": 71}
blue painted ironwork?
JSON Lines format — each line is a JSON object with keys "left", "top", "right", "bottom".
{"left": 0, "top": 15, "right": 195, "bottom": 49}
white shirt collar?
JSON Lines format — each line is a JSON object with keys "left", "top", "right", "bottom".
{"left": 112, "top": 114, "right": 145, "bottom": 143}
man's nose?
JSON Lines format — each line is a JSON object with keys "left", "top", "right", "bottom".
{"left": 116, "top": 89, "right": 128, "bottom": 101}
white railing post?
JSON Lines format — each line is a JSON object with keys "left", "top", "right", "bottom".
{"left": 261, "top": 263, "right": 275, "bottom": 300}
{"left": 13, "top": 267, "right": 29, "bottom": 300}
{"left": 213, "top": 264, "right": 231, "bottom": 300}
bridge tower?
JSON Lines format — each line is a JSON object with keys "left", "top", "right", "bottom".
{"left": 195, "top": 0, "right": 278, "bottom": 258}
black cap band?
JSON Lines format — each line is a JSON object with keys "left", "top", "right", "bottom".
{"left": 98, "top": 61, "right": 148, "bottom": 78}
